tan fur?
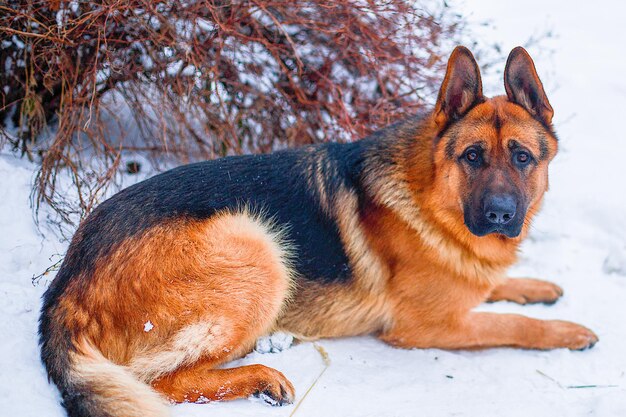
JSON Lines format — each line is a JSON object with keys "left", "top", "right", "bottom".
{"left": 277, "top": 280, "right": 394, "bottom": 340}
{"left": 59, "top": 210, "right": 295, "bottom": 405}
{"left": 71, "top": 339, "right": 170, "bottom": 417}
{"left": 129, "top": 319, "right": 231, "bottom": 383}
{"left": 333, "top": 187, "right": 390, "bottom": 292}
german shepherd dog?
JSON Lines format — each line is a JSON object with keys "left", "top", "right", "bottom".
{"left": 39, "top": 46, "right": 598, "bottom": 417}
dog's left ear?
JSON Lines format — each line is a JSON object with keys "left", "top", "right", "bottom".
{"left": 434, "top": 46, "right": 484, "bottom": 128}
{"left": 504, "top": 47, "right": 554, "bottom": 125}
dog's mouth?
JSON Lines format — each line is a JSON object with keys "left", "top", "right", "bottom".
{"left": 467, "top": 223, "right": 522, "bottom": 238}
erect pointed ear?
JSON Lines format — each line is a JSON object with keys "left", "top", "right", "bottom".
{"left": 434, "top": 46, "right": 484, "bottom": 127}
{"left": 504, "top": 47, "right": 554, "bottom": 125}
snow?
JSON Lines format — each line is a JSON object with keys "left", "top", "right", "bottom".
{"left": 195, "top": 18, "right": 215, "bottom": 34}
{"left": 144, "top": 321, "right": 155, "bottom": 333}
{"left": 0, "top": 155, "right": 67, "bottom": 417}
{"left": 603, "top": 246, "right": 626, "bottom": 276}
{"left": 1, "top": 1, "right": 626, "bottom": 416}
{"left": 10, "top": 35, "right": 25, "bottom": 50}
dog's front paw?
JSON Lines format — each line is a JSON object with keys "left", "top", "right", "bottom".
{"left": 489, "top": 278, "right": 563, "bottom": 305}
{"left": 516, "top": 278, "right": 563, "bottom": 304}
{"left": 255, "top": 332, "right": 294, "bottom": 354}
{"left": 543, "top": 320, "right": 598, "bottom": 350}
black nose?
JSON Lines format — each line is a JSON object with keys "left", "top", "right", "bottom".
{"left": 484, "top": 194, "right": 516, "bottom": 225}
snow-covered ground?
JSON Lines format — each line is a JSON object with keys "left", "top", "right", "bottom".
{"left": 2, "top": 1, "right": 626, "bottom": 416}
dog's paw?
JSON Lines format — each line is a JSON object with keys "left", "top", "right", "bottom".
{"left": 543, "top": 320, "right": 598, "bottom": 350}
{"left": 249, "top": 365, "right": 295, "bottom": 406}
{"left": 255, "top": 332, "right": 294, "bottom": 354}
{"left": 516, "top": 278, "right": 564, "bottom": 304}
{"left": 490, "top": 278, "right": 563, "bottom": 305}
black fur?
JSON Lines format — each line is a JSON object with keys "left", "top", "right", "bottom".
{"left": 57, "top": 141, "right": 374, "bottom": 289}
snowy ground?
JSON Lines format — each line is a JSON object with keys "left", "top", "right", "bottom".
{"left": 2, "top": 1, "right": 626, "bottom": 416}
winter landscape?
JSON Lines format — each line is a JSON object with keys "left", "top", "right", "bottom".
{"left": 1, "top": 1, "right": 626, "bottom": 416}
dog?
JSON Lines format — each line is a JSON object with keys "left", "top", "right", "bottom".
{"left": 39, "top": 46, "right": 598, "bottom": 417}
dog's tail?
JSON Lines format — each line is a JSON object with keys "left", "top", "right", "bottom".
{"left": 39, "top": 306, "right": 169, "bottom": 417}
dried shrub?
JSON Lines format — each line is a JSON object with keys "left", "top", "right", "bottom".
{"left": 0, "top": 0, "right": 474, "bottom": 227}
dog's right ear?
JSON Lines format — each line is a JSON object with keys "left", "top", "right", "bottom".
{"left": 434, "top": 46, "right": 484, "bottom": 128}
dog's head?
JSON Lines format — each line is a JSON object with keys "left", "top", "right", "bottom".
{"left": 429, "top": 46, "right": 557, "bottom": 240}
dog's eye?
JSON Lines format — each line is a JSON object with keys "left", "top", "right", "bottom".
{"left": 464, "top": 148, "right": 482, "bottom": 166}
{"left": 514, "top": 151, "right": 532, "bottom": 166}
